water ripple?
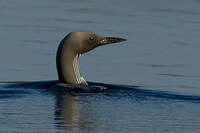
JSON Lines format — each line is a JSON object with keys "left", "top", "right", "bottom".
{"left": 1, "top": 81, "right": 200, "bottom": 102}
{"left": 152, "top": 8, "right": 200, "bottom": 15}
{"left": 135, "top": 63, "right": 189, "bottom": 68}
{"left": 158, "top": 73, "right": 200, "bottom": 78}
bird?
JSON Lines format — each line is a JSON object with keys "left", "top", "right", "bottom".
{"left": 56, "top": 31, "right": 126, "bottom": 86}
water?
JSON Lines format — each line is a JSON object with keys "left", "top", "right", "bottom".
{"left": 1, "top": 0, "right": 200, "bottom": 132}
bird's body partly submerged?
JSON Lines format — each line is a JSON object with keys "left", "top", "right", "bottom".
{"left": 56, "top": 31, "right": 126, "bottom": 86}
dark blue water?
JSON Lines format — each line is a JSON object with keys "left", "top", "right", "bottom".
{"left": 1, "top": 0, "right": 200, "bottom": 132}
{"left": 1, "top": 81, "right": 200, "bottom": 133}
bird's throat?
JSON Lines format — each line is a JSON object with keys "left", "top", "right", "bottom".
{"left": 72, "top": 54, "right": 87, "bottom": 85}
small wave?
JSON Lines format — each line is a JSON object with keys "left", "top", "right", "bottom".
{"left": 0, "top": 89, "right": 30, "bottom": 99}
{"left": 1, "top": 80, "right": 200, "bottom": 102}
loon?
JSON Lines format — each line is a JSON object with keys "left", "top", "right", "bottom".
{"left": 56, "top": 31, "right": 126, "bottom": 86}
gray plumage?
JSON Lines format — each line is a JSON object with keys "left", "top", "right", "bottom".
{"left": 56, "top": 31, "right": 126, "bottom": 86}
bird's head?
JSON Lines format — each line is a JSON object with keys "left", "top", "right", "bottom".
{"left": 65, "top": 31, "right": 126, "bottom": 54}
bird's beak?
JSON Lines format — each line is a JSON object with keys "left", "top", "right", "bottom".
{"left": 99, "top": 37, "right": 126, "bottom": 46}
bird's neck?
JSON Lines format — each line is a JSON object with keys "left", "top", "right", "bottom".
{"left": 56, "top": 43, "right": 87, "bottom": 85}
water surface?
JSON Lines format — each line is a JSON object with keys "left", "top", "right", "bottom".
{"left": 1, "top": 0, "right": 200, "bottom": 132}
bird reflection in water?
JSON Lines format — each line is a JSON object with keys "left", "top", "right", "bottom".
{"left": 54, "top": 93, "right": 95, "bottom": 132}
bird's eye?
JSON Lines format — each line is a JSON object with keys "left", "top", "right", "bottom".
{"left": 89, "top": 36, "right": 95, "bottom": 41}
